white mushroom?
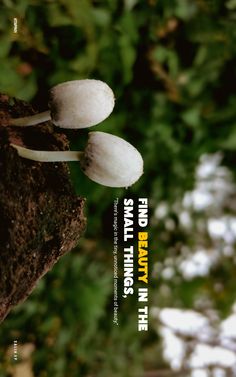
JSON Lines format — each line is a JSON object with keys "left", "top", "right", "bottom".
{"left": 81, "top": 132, "right": 143, "bottom": 187}
{"left": 10, "top": 79, "right": 115, "bottom": 129}
{"left": 11, "top": 131, "right": 143, "bottom": 188}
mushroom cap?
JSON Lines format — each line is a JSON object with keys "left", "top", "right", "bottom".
{"left": 49, "top": 79, "right": 115, "bottom": 129}
{"left": 81, "top": 131, "right": 144, "bottom": 187}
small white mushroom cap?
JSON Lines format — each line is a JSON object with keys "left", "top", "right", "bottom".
{"left": 49, "top": 79, "right": 115, "bottom": 129}
{"left": 81, "top": 131, "right": 143, "bottom": 187}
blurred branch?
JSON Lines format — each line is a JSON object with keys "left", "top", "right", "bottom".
{"left": 148, "top": 49, "right": 180, "bottom": 103}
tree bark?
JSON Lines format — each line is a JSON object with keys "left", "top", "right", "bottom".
{"left": 0, "top": 94, "right": 86, "bottom": 323}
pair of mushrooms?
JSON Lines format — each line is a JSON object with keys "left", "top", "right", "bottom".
{"left": 10, "top": 79, "right": 143, "bottom": 188}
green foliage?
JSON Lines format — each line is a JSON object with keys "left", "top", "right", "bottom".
{"left": 0, "top": 251, "right": 142, "bottom": 376}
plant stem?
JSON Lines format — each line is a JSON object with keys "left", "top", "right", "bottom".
{"left": 10, "top": 110, "right": 51, "bottom": 126}
{"left": 11, "top": 144, "right": 84, "bottom": 162}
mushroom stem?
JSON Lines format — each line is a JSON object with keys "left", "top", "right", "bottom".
{"left": 11, "top": 144, "right": 83, "bottom": 162}
{"left": 10, "top": 110, "right": 51, "bottom": 127}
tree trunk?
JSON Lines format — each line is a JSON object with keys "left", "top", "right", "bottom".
{"left": 0, "top": 94, "right": 86, "bottom": 323}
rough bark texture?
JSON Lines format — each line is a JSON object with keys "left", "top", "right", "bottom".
{"left": 0, "top": 94, "right": 86, "bottom": 323}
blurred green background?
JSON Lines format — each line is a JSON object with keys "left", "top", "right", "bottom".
{"left": 1, "top": 0, "right": 236, "bottom": 376}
